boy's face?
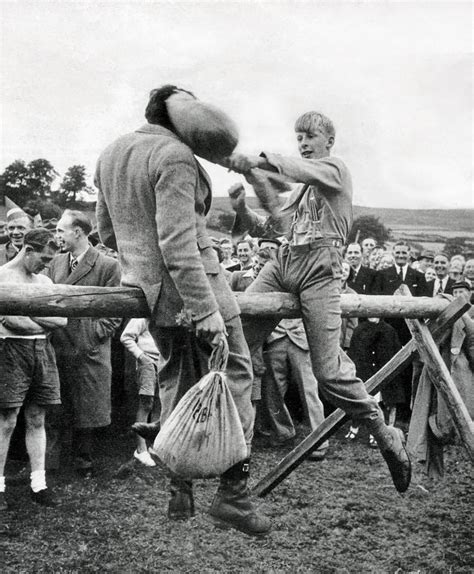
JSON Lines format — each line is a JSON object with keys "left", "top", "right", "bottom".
{"left": 296, "top": 127, "right": 333, "bottom": 160}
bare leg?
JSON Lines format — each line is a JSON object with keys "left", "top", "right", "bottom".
{"left": 24, "top": 403, "right": 46, "bottom": 472}
{"left": 136, "top": 395, "right": 154, "bottom": 453}
{"left": 0, "top": 407, "right": 20, "bottom": 475}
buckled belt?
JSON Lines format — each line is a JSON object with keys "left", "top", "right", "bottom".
{"left": 289, "top": 238, "right": 343, "bottom": 252}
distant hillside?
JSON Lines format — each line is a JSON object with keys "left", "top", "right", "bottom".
{"left": 207, "top": 197, "right": 473, "bottom": 248}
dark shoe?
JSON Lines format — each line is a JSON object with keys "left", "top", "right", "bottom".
{"left": 209, "top": 460, "right": 271, "bottom": 537}
{"left": 168, "top": 478, "right": 195, "bottom": 521}
{"left": 307, "top": 447, "right": 328, "bottom": 461}
{"left": 132, "top": 422, "right": 160, "bottom": 442}
{"left": 268, "top": 436, "right": 296, "bottom": 449}
{"left": 0, "top": 492, "right": 9, "bottom": 511}
{"left": 31, "top": 488, "right": 57, "bottom": 507}
{"left": 378, "top": 426, "right": 411, "bottom": 493}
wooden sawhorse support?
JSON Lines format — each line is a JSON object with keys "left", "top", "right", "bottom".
{"left": 252, "top": 295, "right": 474, "bottom": 497}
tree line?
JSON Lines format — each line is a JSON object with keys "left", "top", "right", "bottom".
{"left": 0, "top": 159, "right": 95, "bottom": 220}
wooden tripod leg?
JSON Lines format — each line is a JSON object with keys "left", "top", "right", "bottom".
{"left": 252, "top": 296, "right": 471, "bottom": 497}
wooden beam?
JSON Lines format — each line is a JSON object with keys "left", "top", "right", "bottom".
{"left": 0, "top": 284, "right": 456, "bottom": 319}
{"left": 252, "top": 296, "right": 471, "bottom": 497}
{"left": 406, "top": 318, "right": 474, "bottom": 462}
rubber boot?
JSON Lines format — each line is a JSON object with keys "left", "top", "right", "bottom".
{"left": 365, "top": 414, "right": 411, "bottom": 493}
{"left": 209, "top": 459, "right": 271, "bottom": 537}
{"left": 168, "top": 477, "right": 194, "bottom": 521}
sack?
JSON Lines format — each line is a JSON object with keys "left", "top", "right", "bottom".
{"left": 151, "top": 338, "right": 247, "bottom": 478}
{"left": 166, "top": 92, "right": 239, "bottom": 162}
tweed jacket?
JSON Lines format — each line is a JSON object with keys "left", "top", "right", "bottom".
{"left": 95, "top": 124, "right": 239, "bottom": 327}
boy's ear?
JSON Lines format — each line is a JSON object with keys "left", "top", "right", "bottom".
{"left": 327, "top": 135, "right": 335, "bottom": 149}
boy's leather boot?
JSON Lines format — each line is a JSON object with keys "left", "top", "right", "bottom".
{"left": 209, "top": 459, "right": 271, "bottom": 536}
{"left": 366, "top": 415, "right": 411, "bottom": 493}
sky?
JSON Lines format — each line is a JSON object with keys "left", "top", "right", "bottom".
{"left": 1, "top": 1, "right": 472, "bottom": 209}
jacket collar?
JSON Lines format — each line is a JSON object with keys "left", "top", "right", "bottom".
{"left": 135, "top": 123, "right": 180, "bottom": 139}
{"left": 57, "top": 245, "right": 99, "bottom": 285}
{"left": 135, "top": 123, "right": 212, "bottom": 191}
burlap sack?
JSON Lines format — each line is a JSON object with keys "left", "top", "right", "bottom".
{"left": 166, "top": 92, "right": 239, "bottom": 162}
{"left": 151, "top": 338, "right": 247, "bottom": 478}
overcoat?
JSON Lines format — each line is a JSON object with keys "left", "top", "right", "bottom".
{"left": 49, "top": 246, "right": 121, "bottom": 427}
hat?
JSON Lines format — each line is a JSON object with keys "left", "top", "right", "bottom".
{"left": 257, "top": 237, "right": 281, "bottom": 248}
{"left": 452, "top": 279, "right": 472, "bottom": 292}
{"left": 6, "top": 207, "right": 30, "bottom": 222}
{"left": 418, "top": 249, "right": 434, "bottom": 261}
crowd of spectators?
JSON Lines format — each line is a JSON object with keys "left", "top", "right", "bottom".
{"left": 0, "top": 206, "right": 473, "bottom": 510}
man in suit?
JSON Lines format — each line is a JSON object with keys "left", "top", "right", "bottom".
{"left": 94, "top": 85, "right": 270, "bottom": 536}
{"left": 47, "top": 210, "right": 121, "bottom": 477}
{"left": 345, "top": 242, "right": 377, "bottom": 294}
{"left": 428, "top": 252, "right": 455, "bottom": 296}
{"left": 375, "top": 241, "right": 429, "bottom": 301}
{"left": 375, "top": 240, "right": 429, "bottom": 413}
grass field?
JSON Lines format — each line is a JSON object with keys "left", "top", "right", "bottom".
{"left": 2, "top": 422, "right": 472, "bottom": 573}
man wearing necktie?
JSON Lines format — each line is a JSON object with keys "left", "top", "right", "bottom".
{"left": 429, "top": 252, "right": 455, "bottom": 296}
{"left": 46, "top": 210, "right": 121, "bottom": 477}
{"left": 375, "top": 241, "right": 429, "bottom": 414}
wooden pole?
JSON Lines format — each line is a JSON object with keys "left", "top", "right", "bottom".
{"left": 406, "top": 318, "right": 474, "bottom": 461}
{"left": 0, "top": 284, "right": 454, "bottom": 319}
{"left": 252, "top": 296, "right": 472, "bottom": 497}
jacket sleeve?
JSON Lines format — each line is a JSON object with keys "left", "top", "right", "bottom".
{"left": 95, "top": 171, "right": 118, "bottom": 251}
{"left": 152, "top": 144, "right": 219, "bottom": 323}
{"left": 261, "top": 154, "right": 347, "bottom": 193}
{"left": 120, "top": 318, "right": 146, "bottom": 359}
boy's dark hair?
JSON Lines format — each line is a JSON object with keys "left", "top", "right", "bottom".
{"left": 145, "top": 84, "right": 195, "bottom": 130}
{"left": 24, "top": 228, "right": 58, "bottom": 252}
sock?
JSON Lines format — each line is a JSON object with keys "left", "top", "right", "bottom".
{"left": 30, "top": 470, "right": 47, "bottom": 493}
{"left": 0, "top": 476, "right": 5, "bottom": 493}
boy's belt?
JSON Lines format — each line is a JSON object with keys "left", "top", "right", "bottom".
{"left": 289, "top": 238, "right": 343, "bottom": 252}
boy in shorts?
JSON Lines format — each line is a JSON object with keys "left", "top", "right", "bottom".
{"left": 121, "top": 318, "right": 161, "bottom": 467}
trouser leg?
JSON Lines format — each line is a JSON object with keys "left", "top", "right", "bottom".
{"left": 287, "top": 342, "right": 328, "bottom": 449}
{"left": 299, "top": 277, "right": 382, "bottom": 422}
{"left": 261, "top": 339, "right": 295, "bottom": 442}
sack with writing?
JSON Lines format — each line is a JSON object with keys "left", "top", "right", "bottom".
{"left": 151, "top": 338, "right": 247, "bottom": 478}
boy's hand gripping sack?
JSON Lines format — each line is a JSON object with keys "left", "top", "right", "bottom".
{"left": 151, "top": 338, "right": 247, "bottom": 478}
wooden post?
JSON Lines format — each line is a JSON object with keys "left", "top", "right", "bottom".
{"left": 252, "top": 296, "right": 472, "bottom": 497}
{"left": 0, "top": 284, "right": 454, "bottom": 319}
{"left": 406, "top": 318, "right": 474, "bottom": 461}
